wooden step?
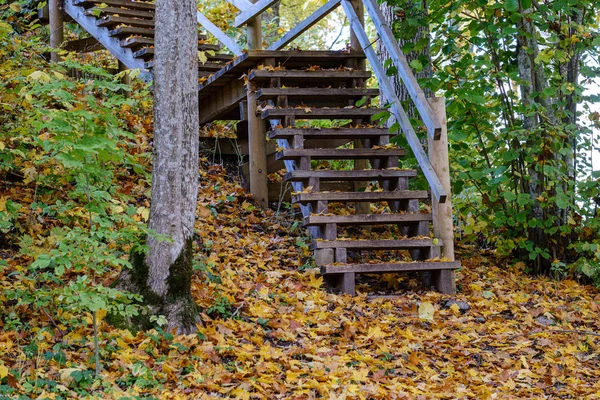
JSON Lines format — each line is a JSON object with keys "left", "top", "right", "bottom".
{"left": 86, "top": 6, "right": 154, "bottom": 19}
{"left": 285, "top": 169, "right": 417, "bottom": 182}
{"left": 261, "top": 108, "right": 386, "bottom": 120}
{"left": 311, "top": 238, "right": 439, "bottom": 250}
{"left": 255, "top": 88, "right": 379, "bottom": 101}
{"left": 74, "top": 0, "right": 155, "bottom": 10}
{"left": 304, "top": 213, "right": 432, "bottom": 226}
{"left": 248, "top": 70, "right": 371, "bottom": 86}
{"left": 321, "top": 261, "right": 460, "bottom": 274}
{"left": 276, "top": 148, "right": 405, "bottom": 161}
{"left": 97, "top": 15, "right": 155, "bottom": 28}
{"left": 269, "top": 128, "right": 393, "bottom": 140}
{"left": 121, "top": 37, "right": 222, "bottom": 52}
{"left": 109, "top": 26, "right": 155, "bottom": 38}
{"left": 292, "top": 190, "right": 428, "bottom": 203}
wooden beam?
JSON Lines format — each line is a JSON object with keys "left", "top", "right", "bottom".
{"left": 428, "top": 97, "right": 455, "bottom": 293}
{"left": 321, "top": 261, "right": 460, "bottom": 274}
{"left": 267, "top": 0, "right": 341, "bottom": 50}
{"left": 234, "top": 0, "right": 278, "bottom": 28}
{"left": 63, "top": 0, "right": 149, "bottom": 76}
{"left": 63, "top": 37, "right": 102, "bottom": 52}
{"left": 196, "top": 11, "right": 243, "bottom": 56}
{"left": 341, "top": 0, "right": 447, "bottom": 203}
{"left": 362, "top": 0, "right": 442, "bottom": 140}
{"left": 49, "top": 0, "right": 64, "bottom": 62}
{"left": 227, "top": 0, "right": 252, "bottom": 11}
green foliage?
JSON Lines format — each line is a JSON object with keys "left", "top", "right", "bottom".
{"left": 410, "top": 0, "right": 600, "bottom": 276}
{"left": 0, "top": 21, "right": 152, "bottom": 341}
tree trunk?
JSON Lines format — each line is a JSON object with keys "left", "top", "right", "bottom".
{"left": 378, "top": 0, "right": 432, "bottom": 117}
{"left": 116, "top": 0, "right": 200, "bottom": 333}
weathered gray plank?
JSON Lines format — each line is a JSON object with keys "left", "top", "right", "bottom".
{"left": 197, "top": 11, "right": 243, "bottom": 56}
{"left": 267, "top": 0, "right": 341, "bottom": 50}
{"left": 269, "top": 128, "right": 392, "bottom": 140}
{"left": 293, "top": 190, "right": 428, "bottom": 203}
{"left": 321, "top": 261, "right": 460, "bottom": 274}
{"left": 305, "top": 213, "right": 432, "bottom": 226}
{"left": 256, "top": 87, "right": 378, "bottom": 100}
{"left": 341, "top": 0, "right": 447, "bottom": 203}
{"left": 285, "top": 169, "right": 417, "bottom": 181}
{"left": 96, "top": 15, "right": 155, "bottom": 28}
{"left": 109, "top": 26, "right": 155, "bottom": 37}
{"left": 227, "top": 0, "right": 252, "bottom": 11}
{"left": 277, "top": 148, "right": 406, "bottom": 160}
{"left": 311, "top": 238, "right": 439, "bottom": 250}
{"left": 74, "top": 0, "right": 155, "bottom": 10}
{"left": 362, "top": 0, "right": 441, "bottom": 139}
{"left": 86, "top": 6, "right": 154, "bottom": 19}
{"left": 261, "top": 107, "right": 385, "bottom": 120}
{"left": 234, "top": 0, "right": 279, "bottom": 27}
{"left": 249, "top": 69, "right": 371, "bottom": 81}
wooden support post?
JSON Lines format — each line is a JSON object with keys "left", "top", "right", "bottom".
{"left": 246, "top": 0, "right": 263, "bottom": 50}
{"left": 118, "top": 61, "right": 131, "bottom": 85}
{"left": 428, "top": 97, "right": 456, "bottom": 294}
{"left": 246, "top": 86, "right": 268, "bottom": 208}
{"left": 49, "top": 0, "right": 64, "bottom": 62}
{"left": 245, "top": 6, "right": 267, "bottom": 208}
{"left": 349, "top": 0, "right": 365, "bottom": 70}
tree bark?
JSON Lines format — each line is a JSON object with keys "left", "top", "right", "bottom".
{"left": 117, "top": 0, "right": 200, "bottom": 333}
{"left": 378, "top": 0, "right": 432, "bottom": 117}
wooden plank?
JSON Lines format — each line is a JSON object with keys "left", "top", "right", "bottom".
{"left": 277, "top": 148, "right": 406, "bottom": 160}
{"left": 74, "top": 0, "right": 155, "bottom": 10}
{"left": 293, "top": 190, "right": 428, "bottom": 203}
{"left": 197, "top": 11, "right": 244, "bottom": 56}
{"left": 249, "top": 69, "right": 371, "bottom": 81}
{"left": 227, "top": 0, "right": 252, "bottom": 11}
{"left": 362, "top": 0, "right": 442, "bottom": 139}
{"left": 109, "top": 26, "right": 155, "bottom": 37}
{"left": 49, "top": 0, "right": 64, "bottom": 62}
{"left": 305, "top": 213, "right": 432, "bottom": 226}
{"left": 96, "top": 15, "right": 155, "bottom": 28}
{"left": 341, "top": 0, "right": 447, "bottom": 203}
{"left": 64, "top": 0, "right": 148, "bottom": 75}
{"left": 268, "top": 0, "right": 341, "bottom": 50}
{"left": 428, "top": 97, "right": 456, "bottom": 294}
{"left": 86, "top": 7, "right": 154, "bottom": 19}
{"left": 311, "top": 238, "right": 439, "bottom": 250}
{"left": 256, "top": 87, "right": 378, "bottom": 100}
{"left": 261, "top": 107, "right": 385, "bottom": 120}
{"left": 321, "top": 261, "right": 460, "bottom": 274}
{"left": 121, "top": 39, "right": 222, "bottom": 52}
{"left": 285, "top": 169, "right": 417, "bottom": 182}
{"left": 63, "top": 36, "right": 103, "bottom": 52}
{"left": 269, "top": 128, "right": 392, "bottom": 140}
{"left": 234, "top": 0, "right": 279, "bottom": 27}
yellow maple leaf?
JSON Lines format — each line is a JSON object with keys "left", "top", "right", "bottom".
{"left": 0, "top": 364, "right": 7, "bottom": 379}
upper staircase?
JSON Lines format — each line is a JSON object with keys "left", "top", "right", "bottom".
{"left": 61, "top": 0, "right": 234, "bottom": 79}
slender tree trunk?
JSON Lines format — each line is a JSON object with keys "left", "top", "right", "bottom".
{"left": 117, "top": 0, "right": 200, "bottom": 333}
{"left": 378, "top": 0, "right": 432, "bottom": 116}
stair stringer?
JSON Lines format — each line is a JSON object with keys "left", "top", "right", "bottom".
{"left": 63, "top": 0, "right": 151, "bottom": 80}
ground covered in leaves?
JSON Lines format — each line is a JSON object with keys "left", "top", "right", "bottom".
{"left": 1, "top": 161, "right": 599, "bottom": 399}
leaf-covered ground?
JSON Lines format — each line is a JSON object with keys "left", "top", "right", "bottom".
{"left": 2, "top": 160, "right": 600, "bottom": 399}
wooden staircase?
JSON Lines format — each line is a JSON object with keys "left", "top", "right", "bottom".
{"left": 62, "top": 0, "right": 234, "bottom": 79}
{"left": 46, "top": 0, "right": 460, "bottom": 296}
{"left": 248, "top": 63, "right": 459, "bottom": 295}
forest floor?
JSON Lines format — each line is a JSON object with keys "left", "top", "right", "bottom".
{"left": 1, "top": 158, "right": 600, "bottom": 399}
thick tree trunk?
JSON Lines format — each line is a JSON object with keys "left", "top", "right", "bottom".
{"left": 117, "top": 0, "right": 200, "bottom": 333}
{"left": 378, "top": 0, "right": 432, "bottom": 117}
